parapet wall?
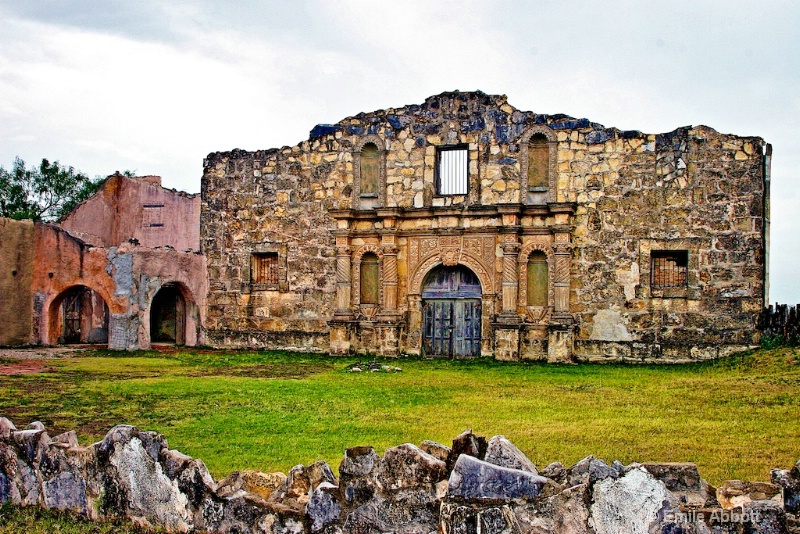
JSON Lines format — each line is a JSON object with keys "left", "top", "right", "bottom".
{"left": 1, "top": 418, "right": 797, "bottom": 533}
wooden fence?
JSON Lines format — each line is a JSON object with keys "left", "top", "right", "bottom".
{"left": 758, "top": 303, "right": 800, "bottom": 344}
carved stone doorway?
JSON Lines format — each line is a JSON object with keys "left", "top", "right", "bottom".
{"left": 422, "top": 265, "right": 482, "bottom": 358}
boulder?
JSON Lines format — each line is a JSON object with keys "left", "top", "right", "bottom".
{"left": 514, "top": 483, "right": 592, "bottom": 534}
{"left": 566, "top": 456, "right": 618, "bottom": 487}
{"left": 642, "top": 461, "right": 713, "bottom": 508}
{"left": 240, "top": 470, "right": 286, "bottom": 500}
{"left": 419, "top": 440, "right": 451, "bottom": 463}
{"left": 344, "top": 492, "right": 438, "bottom": 534}
{"left": 440, "top": 502, "right": 519, "bottom": 534}
{"left": 339, "top": 446, "right": 381, "bottom": 505}
{"left": 447, "top": 430, "right": 487, "bottom": 472}
{"left": 484, "top": 435, "right": 537, "bottom": 474}
{"left": 541, "top": 461, "right": 566, "bottom": 483}
{"left": 771, "top": 459, "right": 800, "bottom": 514}
{"left": 283, "top": 461, "right": 336, "bottom": 500}
{"left": 742, "top": 500, "right": 787, "bottom": 534}
{"left": 43, "top": 470, "right": 87, "bottom": 512}
{"left": 306, "top": 482, "right": 341, "bottom": 532}
{"left": 12, "top": 427, "right": 50, "bottom": 464}
{"left": 447, "top": 454, "right": 547, "bottom": 501}
{"left": 107, "top": 433, "right": 192, "bottom": 532}
{"left": 0, "top": 417, "right": 16, "bottom": 440}
{"left": 591, "top": 467, "right": 677, "bottom": 534}
{"left": 716, "top": 479, "right": 783, "bottom": 510}
{"left": 379, "top": 443, "right": 447, "bottom": 491}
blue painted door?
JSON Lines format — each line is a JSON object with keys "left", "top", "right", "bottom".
{"left": 422, "top": 266, "right": 482, "bottom": 358}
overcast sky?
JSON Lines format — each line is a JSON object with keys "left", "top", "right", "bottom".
{"left": 1, "top": 1, "right": 798, "bottom": 303}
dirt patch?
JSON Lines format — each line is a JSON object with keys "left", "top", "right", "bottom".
{"left": 0, "top": 346, "right": 93, "bottom": 360}
{"left": 0, "top": 360, "right": 49, "bottom": 375}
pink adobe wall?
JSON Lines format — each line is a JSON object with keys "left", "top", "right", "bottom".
{"left": 61, "top": 175, "right": 200, "bottom": 251}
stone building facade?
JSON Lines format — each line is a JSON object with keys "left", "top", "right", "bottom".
{"left": 0, "top": 175, "right": 207, "bottom": 350}
{"left": 201, "top": 91, "right": 769, "bottom": 362}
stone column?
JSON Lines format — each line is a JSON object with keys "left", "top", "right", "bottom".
{"left": 499, "top": 241, "right": 521, "bottom": 321}
{"left": 334, "top": 237, "right": 353, "bottom": 319}
{"left": 380, "top": 242, "right": 399, "bottom": 313}
{"left": 548, "top": 229, "right": 574, "bottom": 362}
{"left": 551, "top": 237, "right": 572, "bottom": 322}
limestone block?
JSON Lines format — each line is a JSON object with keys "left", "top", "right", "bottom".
{"left": 771, "top": 461, "right": 800, "bottom": 513}
{"left": 716, "top": 479, "right": 783, "bottom": 510}
{"left": 590, "top": 467, "right": 677, "bottom": 534}
{"left": 108, "top": 435, "right": 191, "bottom": 531}
{"left": 306, "top": 481, "right": 341, "bottom": 532}
{"left": 419, "top": 440, "right": 451, "bottom": 463}
{"left": 566, "top": 455, "right": 618, "bottom": 487}
{"left": 339, "top": 446, "right": 381, "bottom": 505}
{"left": 447, "top": 454, "right": 547, "bottom": 501}
{"left": 484, "top": 435, "right": 538, "bottom": 474}
{"left": 447, "top": 429, "right": 488, "bottom": 472}
{"left": 0, "top": 417, "right": 16, "bottom": 441}
{"left": 378, "top": 443, "right": 447, "bottom": 491}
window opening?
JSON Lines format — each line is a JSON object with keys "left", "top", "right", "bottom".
{"left": 437, "top": 146, "right": 468, "bottom": 195}
{"left": 252, "top": 252, "right": 280, "bottom": 285}
{"left": 650, "top": 250, "right": 688, "bottom": 288}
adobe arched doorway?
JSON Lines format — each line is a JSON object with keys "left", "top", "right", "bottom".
{"left": 50, "top": 285, "right": 110, "bottom": 344}
{"left": 150, "top": 283, "right": 186, "bottom": 345}
{"left": 421, "top": 264, "right": 482, "bottom": 358}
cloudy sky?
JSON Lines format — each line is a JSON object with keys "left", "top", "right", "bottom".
{"left": 1, "top": 1, "right": 798, "bottom": 303}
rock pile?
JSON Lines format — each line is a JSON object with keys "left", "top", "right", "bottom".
{"left": 0, "top": 417, "right": 796, "bottom": 533}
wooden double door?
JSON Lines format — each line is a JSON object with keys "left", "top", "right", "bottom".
{"left": 422, "top": 265, "right": 482, "bottom": 358}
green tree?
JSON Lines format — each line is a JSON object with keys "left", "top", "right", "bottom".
{"left": 0, "top": 158, "right": 103, "bottom": 222}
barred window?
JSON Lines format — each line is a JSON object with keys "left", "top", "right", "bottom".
{"left": 436, "top": 146, "right": 468, "bottom": 195}
{"left": 651, "top": 250, "right": 688, "bottom": 288}
{"left": 252, "top": 252, "right": 279, "bottom": 285}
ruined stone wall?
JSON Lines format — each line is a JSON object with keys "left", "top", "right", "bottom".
{"left": 1, "top": 418, "right": 796, "bottom": 533}
{"left": 131, "top": 248, "right": 208, "bottom": 348}
{"left": 0, "top": 218, "right": 35, "bottom": 346}
{"left": 201, "top": 91, "right": 766, "bottom": 360}
{"left": 568, "top": 126, "right": 766, "bottom": 361}
{"left": 201, "top": 149, "right": 341, "bottom": 350}
{"left": 61, "top": 175, "right": 201, "bottom": 251}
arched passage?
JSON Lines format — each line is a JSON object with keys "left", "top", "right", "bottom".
{"left": 421, "top": 264, "right": 482, "bottom": 358}
{"left": 48, "top": 285, "right": 109, "bottom": 345}
{"left": 150, "top": 283, "right": 187, "bottom": 344}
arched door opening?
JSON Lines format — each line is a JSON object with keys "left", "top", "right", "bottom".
{"left": 422, "top": 265, "right": 482, "bottom": 358}
{"left": 150, "top": 283, "right": 186, "bottom": 344}
{"left": 56, "top": 286, "right": 109, "bottom": 344}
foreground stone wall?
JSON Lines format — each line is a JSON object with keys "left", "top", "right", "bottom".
{"left": 1, "top": 417, "right": 796, "bottom": 533}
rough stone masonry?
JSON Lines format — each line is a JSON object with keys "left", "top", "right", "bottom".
{"left": 201, "top": 90, "right": 769, "bottom": 363}
{"left": 1, "top": 418, "right": 796, "bottom": 533}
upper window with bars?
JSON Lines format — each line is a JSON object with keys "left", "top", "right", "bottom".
{"left": 650, "top": 250, "right": 688, "bottom": 288}
{"left": 252, "top": 252, "right": 280, "bottom": 286}
{"left": 436, "top": 146, "right": 468, "bottom": 196}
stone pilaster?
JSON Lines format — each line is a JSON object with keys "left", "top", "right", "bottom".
{"left": 548, "top": 228, "right": 574, "bottom": 362}
{"left": 334, "top": 237, "right": 353, "bottom": 319}
{"left": 499, "top": 241, "right": 521, "bottom": 322}
{"left": 380, "top": 240, "right": 399, "bottom": 313}
{"left": 551, "top": 231, "right": 573, "bottom": 324}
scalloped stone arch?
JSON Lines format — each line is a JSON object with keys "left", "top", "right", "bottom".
{"left": 519, "top": 125, "right": 557, "bottom": 203}
{"left": 352, "top": 244, "right": 383, "bottom": 308}
{"left": 353, "top": 135, "right": 386, "bottom": 210}
{"left": 409, "top": 254, "right": 493, "bottom": 298}
{"left": 518, "top": 241, "right": 555, "bottom": 310}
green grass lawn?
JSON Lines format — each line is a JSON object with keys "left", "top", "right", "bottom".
{"left": 2, "top": 347, "right": 800, "bottom": 487}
